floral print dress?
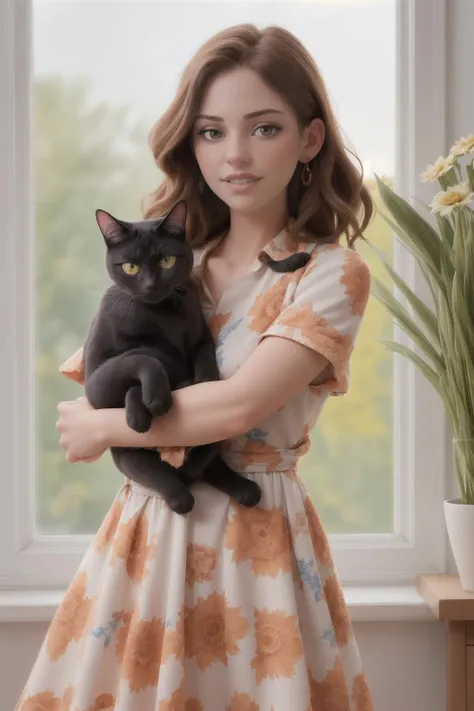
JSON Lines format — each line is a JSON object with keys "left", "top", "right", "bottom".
{"left": 16, "top": 225, "right": 374, "bottom": 711}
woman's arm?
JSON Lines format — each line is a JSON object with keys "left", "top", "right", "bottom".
{"left": 95, "top": 336, "right": 329, "bottom": 449}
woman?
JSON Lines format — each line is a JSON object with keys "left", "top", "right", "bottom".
{"left": 18, "top": 23, "right": 374, "bottom": 711}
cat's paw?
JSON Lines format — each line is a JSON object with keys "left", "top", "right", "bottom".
{"left": 234, "top": 481, "right": 262, "bottom": 508}
{"left": 168, "top": 490, "right": 195, "bottom": 514}
{"left": 143, "top": 389, "right": 173, "bottom": 417}
{"left": 126, "top": 404, "right": 153, "bottom": 433}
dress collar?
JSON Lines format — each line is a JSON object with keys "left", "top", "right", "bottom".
{"left": 196, "top": 218, "right": 307, "bottom": 273}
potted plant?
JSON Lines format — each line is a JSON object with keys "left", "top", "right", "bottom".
{"left": 370, "top": 134, "right": 474, "bottom": 591}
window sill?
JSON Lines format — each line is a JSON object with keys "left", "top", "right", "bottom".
{"left": 0, "top": 585, "right": 435, "bottom": 623}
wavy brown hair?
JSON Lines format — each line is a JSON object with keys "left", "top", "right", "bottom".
{"left": 143, "top": 24, "right": 373, "bottom": 249}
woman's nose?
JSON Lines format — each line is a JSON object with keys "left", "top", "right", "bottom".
{"left": 226, "top": 138, "right": 251, "bottom": 165}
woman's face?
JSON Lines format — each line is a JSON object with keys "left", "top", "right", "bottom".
{"left": 191, "top": 67, "right": 324, "bottom": 215}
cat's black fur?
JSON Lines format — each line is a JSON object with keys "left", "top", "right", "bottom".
{"left": 83, "top": 201, "right": 310, "bottom": 514}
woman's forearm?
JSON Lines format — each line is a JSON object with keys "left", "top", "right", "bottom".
{"left": 96, "top": 379, "right": 249, "bottom": 449}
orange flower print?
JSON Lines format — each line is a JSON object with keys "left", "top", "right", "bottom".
{"left": 19, "top": 686, "right": 74, "bottom": 711}
{"left": 248, "top": 273, "right": 293, "bottom": 334}
{"left": 46, "top": 571, "right": 94, "bottom": 661}
{"left": 340, "top": 252, "right": 371, "bottom": 317}
{"left": 293, "top": 510, "right": 308, "bottom": 537}
{"left": 114, "top": 610, "right": 133, "bottom": 663}
{"left": 352, "top": 672, "right": 374, "bottom": 711}
{"left": 278, "top": 305, "right": 352, "bottom": 374}
{"left": 62, "top": 686, "right": 73, "bottom": 711}
{"left": 208, "top": 311, "right": 232, "bottom": 341}
{"left": 163, "top": 607, "right": 185, "bottom": 662}
{"left": 240, "top": 439, "right": 284, "bottom": 471}
{"left": 293, "top": 424, "right": 311, "bottom": 456}
{"left": 226, "top": 692, "right": 260, "bottom": 711}
{"left": 303, "top": 496, "right": 334, "bottom": 568}
{"left": 307, "top": 657, "right": 351, "bottom": 710}
{"left": 159, "top": 686, "right": 204, "bottom": 711}
{"left": 185, "top": 592, "right": 249, "bottom": 671}
{"left": 186, "top": 544, "right": 218, "bottom": 586}
{"left": 225, "top": 505, "right": 292, "bottom": 577}
{"left": 82, "top": 694, "right": 116, "bottom": 711}
{"left": 110, "top": 511, "right": 157, "bottom": 583}
{"left": 251, "top": 608, "right": 303, "bottom": 685}
{"left": 184, "top": 700, "right": 204, "bottom": 711}
{"left": 94, "top": 495, "right": 125, "bottom": 553}
{"left": 19, "top": 692, "right": 62, "bottom": 711}
{"left": 121, "top": 613, "right": 169, "bottom": 693}
{"left": 324, "top": 576, "right": 353, "bottom": 647}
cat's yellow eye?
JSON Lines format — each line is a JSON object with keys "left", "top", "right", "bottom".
{"left": 159, "top": 255, "right": 176, "bottom": 270}
{"left": 121, "top": 262, "right": 140, "bottom": 275}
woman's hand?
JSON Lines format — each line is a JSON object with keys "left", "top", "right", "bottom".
{"left": 56, "top": 396, "right": 107, "bottom": 463}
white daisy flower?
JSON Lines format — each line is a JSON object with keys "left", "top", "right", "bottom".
{"left": 429, "top": 180, "right": 474, "bottom": 216}
{"left": 420, "top": 155, "right": 456, "bottom": 183}
{"left": 449, "top": 134, "right": 474, "bottom": 158}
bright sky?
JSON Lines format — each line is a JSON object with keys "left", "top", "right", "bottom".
{"left": 33, "top": 0, "right": 396, "bottom": 176}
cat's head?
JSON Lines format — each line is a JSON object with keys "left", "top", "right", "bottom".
{"left": 95, "top": 201, "right": 193, "bottom": 304}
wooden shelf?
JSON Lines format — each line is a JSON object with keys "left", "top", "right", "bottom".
{"left": 417, "top": 574, "right": 474, "bottom": 620}
{"left": 417, "top": 575, "right": 474, "bottom": 711}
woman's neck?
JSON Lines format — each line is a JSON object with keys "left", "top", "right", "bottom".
{"left": 218, "top": 206, "right": 289, "bottom": 267}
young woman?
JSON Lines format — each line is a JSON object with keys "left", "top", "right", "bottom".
{"left": 18, "top": 23, "right": 375, "bottom": 711}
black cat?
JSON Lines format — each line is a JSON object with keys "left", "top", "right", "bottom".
{"left": 83, "top": 201, "right": 310, "bottom": 514}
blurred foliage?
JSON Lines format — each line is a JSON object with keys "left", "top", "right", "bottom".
{"left": 35, "top": 75, "right": 158, "bottom": 533}
{"left": 36, "top": 75, "right": 394, "bottom": 535}
{"left": 299, "top": 193, "right": 395, "bottom": 533}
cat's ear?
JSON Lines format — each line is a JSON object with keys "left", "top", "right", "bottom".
{"left": 163, "top": 201, "right": 187, "bottom": 239}
{"left": 95, "top": 210, "right": 126, "bottom": 246}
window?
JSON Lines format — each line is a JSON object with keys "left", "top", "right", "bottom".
{"left": 0, "top": 0, "right": 448, "bottom": 590}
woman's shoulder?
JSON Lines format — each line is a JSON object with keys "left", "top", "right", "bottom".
{"left": 295, "top": 241, "right": 371, "bottom": 310}
{"left": 303, "top": 241, "right": 370, "bottom": 278}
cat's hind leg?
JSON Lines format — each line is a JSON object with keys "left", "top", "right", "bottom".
{"left": 112, "top": 448, "right": 195, "bottom": 514}
{"left": 203, "top": 456, "right": 262, "bottom": 507}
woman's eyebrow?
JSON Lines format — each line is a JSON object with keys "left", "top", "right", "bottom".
{"left": 195, "top": 109, "right": 285, "bottom": 122}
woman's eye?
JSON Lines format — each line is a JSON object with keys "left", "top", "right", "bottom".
{"left": 255, "top": 124, "right": 280, "bottom": 137}
{"left": 198, "top": 125, "right": 280, "bottom": 140}
{"left": 159, "top": 255, "right": 176, "bottom": 269}
{"left": 121, "top": 262, "right": 140, "bottom": 275}
{"left": 198, "top": 128, "right": 222, "bottom": 140}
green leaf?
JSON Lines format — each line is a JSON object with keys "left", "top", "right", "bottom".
{"left": 463, "top": 211, "right": 474, "bottom": 303}
{"left": 375, "top": 206, "right": 445, "bottom": 299}
{"left": 375, "top": 175, "right": 446, "bottom": 277}
{"left": 377, "top": 258, "right": 439, "bottom": 345}
{"left": 435, "top": 213, "right": 455, "bottom": 247}
{"left": 371, "top": 277, "right": 444, "bottom": 371}
{"left": 466, "top": 163, "right": 474, "bottom": 192}
{"left": 378, "top": 339, "right": 442, "bottom": 396}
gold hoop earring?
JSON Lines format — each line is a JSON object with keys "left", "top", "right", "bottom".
{"left": 301, "top": 162, "right": 312, "bottom": 187}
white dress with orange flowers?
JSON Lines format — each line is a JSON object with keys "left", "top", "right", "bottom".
{"left": 16, "top": 226, "right": 374, "bottom": 711}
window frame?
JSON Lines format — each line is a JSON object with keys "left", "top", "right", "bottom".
{"left": 0, "top": 0, "right": 449, "bottom": 590}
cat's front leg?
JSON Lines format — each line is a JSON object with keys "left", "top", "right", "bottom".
{"left": 138, "top": 357, "right": 173, "bottom": 417}
{"left": 125, "top": 385, "right": 153, "bottom": 433}
{"left": 192, "top": 340, "right": 220, "bottom": 384}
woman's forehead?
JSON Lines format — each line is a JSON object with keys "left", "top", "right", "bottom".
{"left": 196, "top": 68, "right": 289, "bottom": 118}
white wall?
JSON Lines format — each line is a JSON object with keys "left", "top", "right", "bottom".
{"left": 2, "top": 0, "right": 473, "bottom": 708}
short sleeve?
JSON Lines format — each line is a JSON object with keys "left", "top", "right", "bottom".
{"left": 258, "top": 245, "right": 371, "bottom": 395}
{"left": 59, "top": 346, "right": 85, "bottom": 384}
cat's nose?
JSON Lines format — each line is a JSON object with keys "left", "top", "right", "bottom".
{"left": 144, "top": 283, "right": 154, "bottom": 292}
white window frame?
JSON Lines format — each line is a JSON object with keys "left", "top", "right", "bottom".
{"left": 0, "top": 0, "right": 449, "bottom": 591}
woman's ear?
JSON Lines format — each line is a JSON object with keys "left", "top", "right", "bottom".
{"left": 300, "top": 118, "right": 325, "bottom": 161}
